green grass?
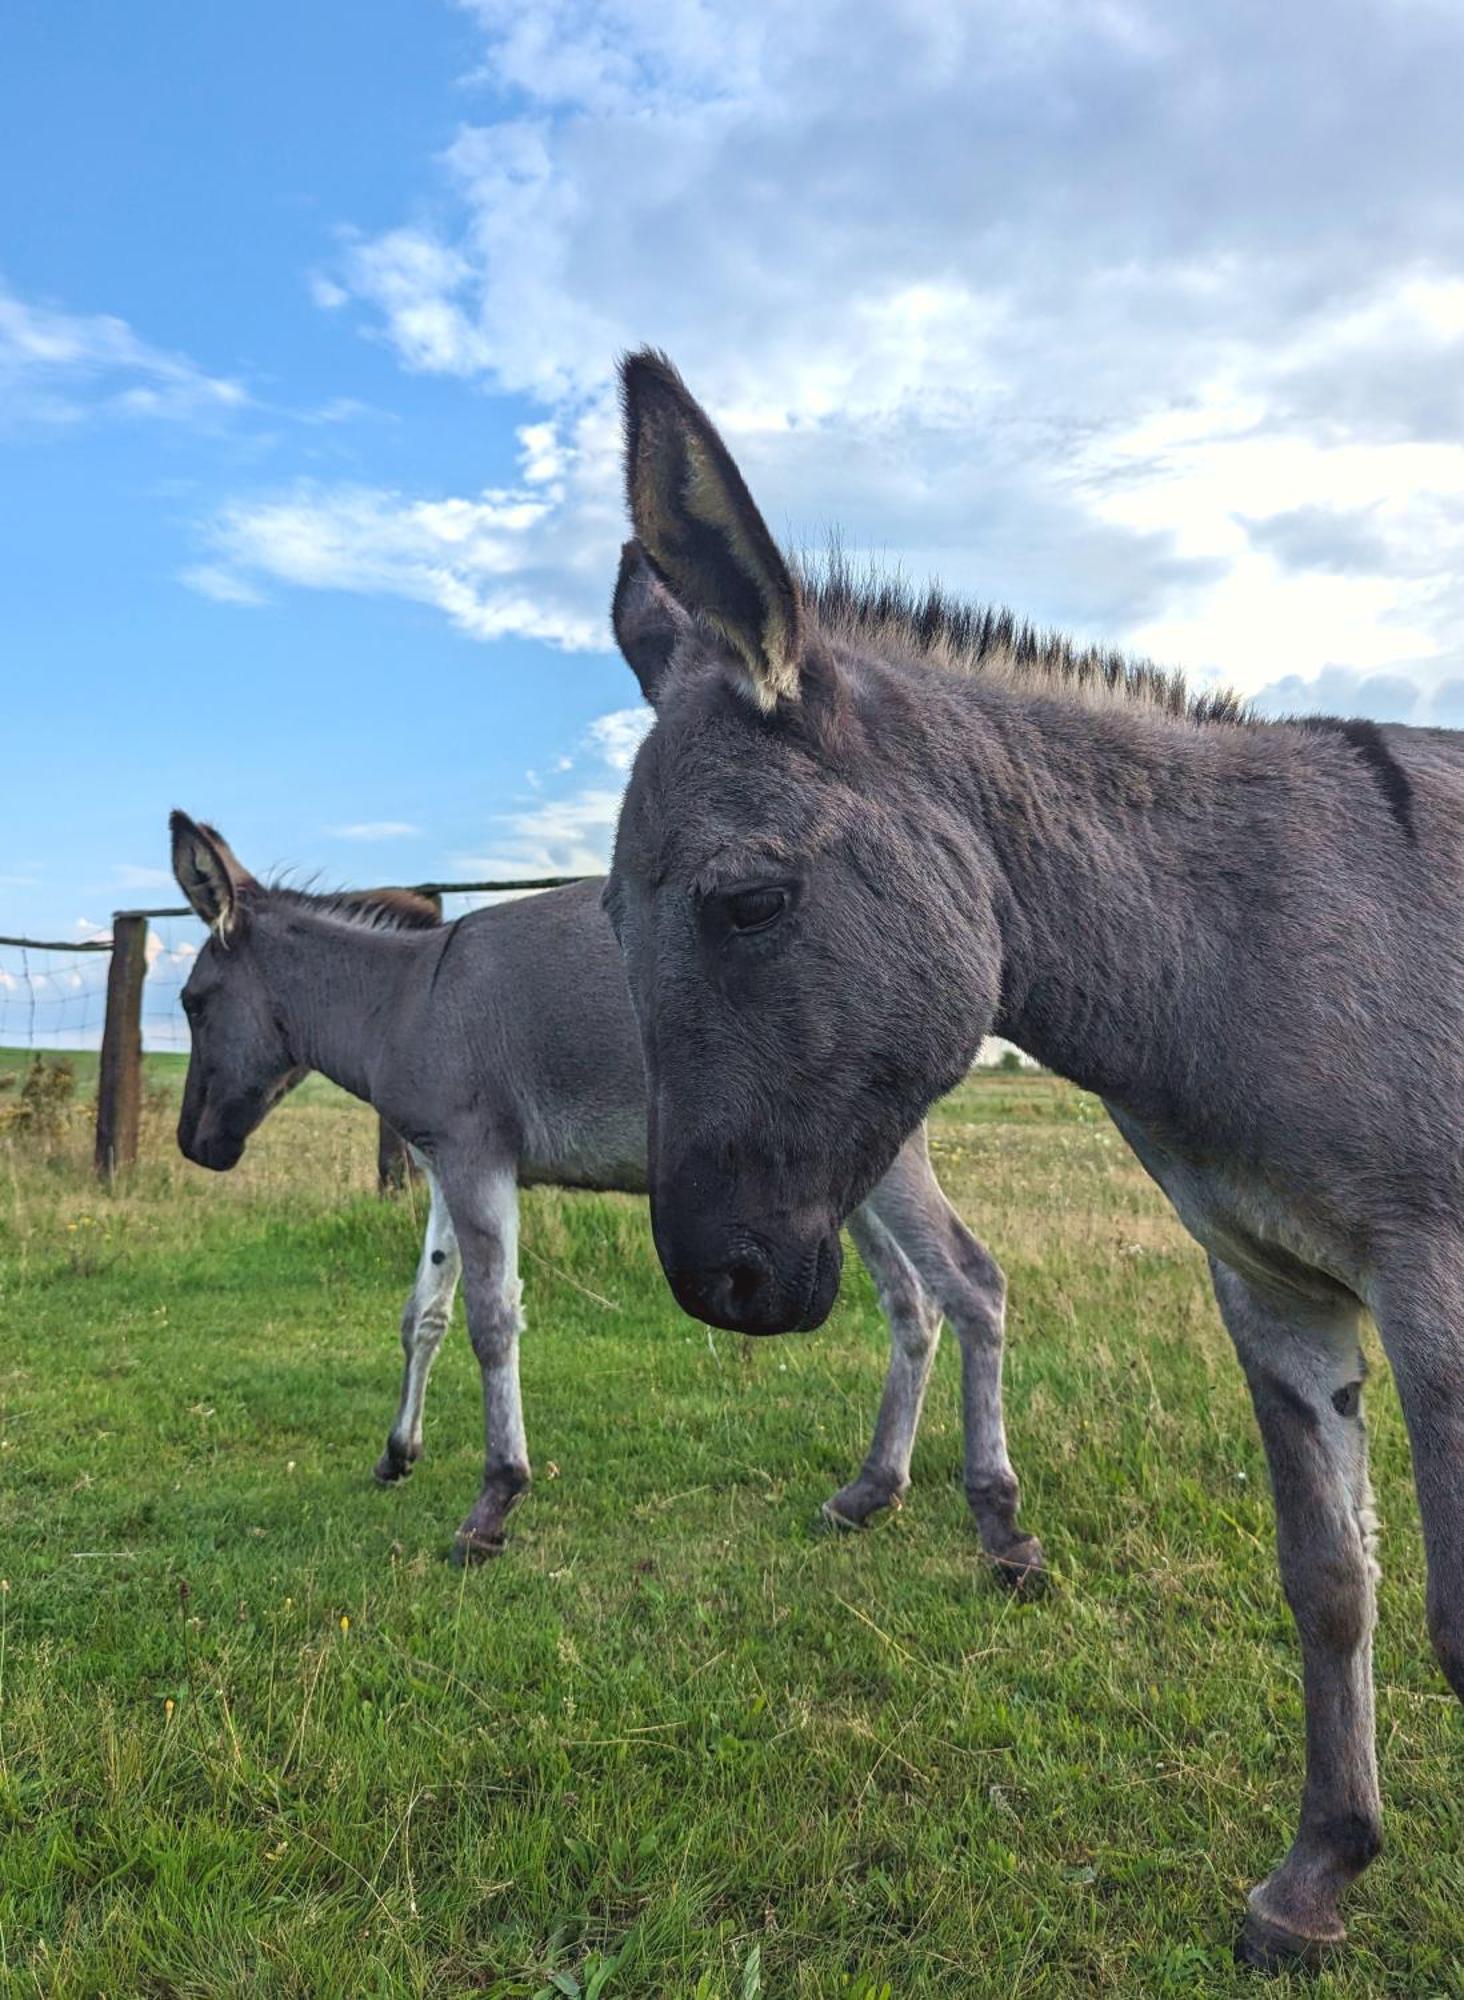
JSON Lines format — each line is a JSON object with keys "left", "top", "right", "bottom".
{"left": 0, "top": 1074, "right": 1460, "bottom": 1996}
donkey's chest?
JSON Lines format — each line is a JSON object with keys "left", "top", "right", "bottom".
{"left": 1103, "top": 1103, "right": 1366, "bottom": 1302}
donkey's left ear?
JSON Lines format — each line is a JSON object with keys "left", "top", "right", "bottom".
{"left": 170, "top": 811, "right": 253, "bottom": 937}
{"left": 620, "top": 349, "right": 803, "bottom": 712}
{"left": 611, "top": 539, "right": 691, "bottom": 707}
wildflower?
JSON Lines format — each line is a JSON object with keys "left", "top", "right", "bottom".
{"left": 339, "top": 1614, "right": 350, "bottom": 1635}
{"left": 164, "top": 1698, "right": 175, "bottom": 1721}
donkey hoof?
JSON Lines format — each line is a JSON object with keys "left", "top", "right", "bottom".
{"left": 990, "top": 1535, "right": 1048, "bottom": 1595}
{"left": 1236, "top": 1907, "right": 1340, "bottom": 1975}
{"left": 450, "top": 1530, "right": 508, "bottom": 1567}
{"left": 821, "top": 1479, "right": 903, "bottom": 1531}
{"left": 373, "top": 1448, "right": 414, "bottom": 1486}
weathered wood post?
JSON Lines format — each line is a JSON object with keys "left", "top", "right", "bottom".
{"left": 377, "top": 889, "right": 443, "bottom": 1194}
{"left": 94, "top": 912, "right": 149, "bottom": 1182}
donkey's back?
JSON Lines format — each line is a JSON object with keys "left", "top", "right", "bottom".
{"left": 385, "top": 878, "right": 649, "bottom": 1191}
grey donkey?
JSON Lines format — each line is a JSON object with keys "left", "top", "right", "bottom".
{"left": 169, "top": 811, "right": 1042, "bottom": 1577}
{"left": 601, "top": 349, "right": 1464, "bottom": 1968}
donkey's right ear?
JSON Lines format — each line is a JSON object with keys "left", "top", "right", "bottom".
{"left": 170, "top": 811, "right": 251, "bottom": 936}
{"left": 611, "top": 540, "right": 690, "bottom": 707}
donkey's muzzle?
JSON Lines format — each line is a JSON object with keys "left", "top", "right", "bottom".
{"left": 653, "top": 1212, "right": 843, "bottom": 1336}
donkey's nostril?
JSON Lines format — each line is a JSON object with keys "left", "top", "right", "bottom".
{"left": 702, "top": 1243, "right": 783, "bottom": 1333}
{"left": 725, "top": 1256, "right": 768, "bottom": 1317}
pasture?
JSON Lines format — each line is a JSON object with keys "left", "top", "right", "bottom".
{"left": 1, "top": 1063, "right": 1459, "bottom": 1996}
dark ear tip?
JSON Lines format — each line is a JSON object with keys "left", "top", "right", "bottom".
{"left": 618, "top": 347, "right": 687, "bottom": 406}
{"left": 169, "top": 808, "right": 196, "bottom": 839}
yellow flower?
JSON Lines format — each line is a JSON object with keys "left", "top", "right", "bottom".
{"left": 339, "top": 1614, "right": 350, "bottom": 1635}
{"left": 164, "top": 1698, "right": 175, "bottom": 1720}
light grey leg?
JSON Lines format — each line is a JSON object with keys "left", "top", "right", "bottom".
{"left": 1210, "top": 1258, "right": 1381, "bottom": 1971}
{"left": 824, "top": 1203, "right": 944, "bottom": 1528}
{"left": 1371, "top": 1252, "right": 1464, "bottom": 1708}
{"left": 857, "top": 1131, "right": 1045, "bottom": 1585}
{"left": 374, "top": 1162, "right": 462, "bottom": 1484}
{"left": 443, "top": 1164, "right": 530, "bottom": 1564}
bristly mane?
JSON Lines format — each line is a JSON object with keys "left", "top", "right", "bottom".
{"left": 798, "top": 553, "right": 1249, "bottom": 725}
{"left": 264, "top": 884, "right": 443, "bottom": 933}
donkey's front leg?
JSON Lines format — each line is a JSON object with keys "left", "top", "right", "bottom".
{"left": 1210, "top": 1259, "right": 1381, "bottom": 1971}
{"left": 374, "top": 1162, "right": 461, "bottom": 1483}
{"left": 824, "top": 1205, "right": 943, "bottom": 1528}
{"left": 447, "top": 1164, "right": 530, "bottom": 1564}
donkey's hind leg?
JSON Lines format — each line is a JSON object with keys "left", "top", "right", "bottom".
{"left": 1370, "top": 1248, "right": 1464, "bottom": 1708}
{"left": 823, "top": 1203, "right": 943, "bottom": 1529}
{"left": 1209, "top": 1257, "right": 1381, "bottom": 1971}
{"left": 863, "top": 1133, "right": 1044, "bottom": 1587}
{"left": 444, "top": 1161, "right": 530, "bottom": 1565}
{"left": 374, "top": 1159, "right": 461, "bottom": 1484}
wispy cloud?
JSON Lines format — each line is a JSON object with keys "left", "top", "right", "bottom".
{"left": 186, "top": 408, "right": 616, "bottom": 647}
{"left": 113, "top": 864, "right": 178, "bottom": 891}
{"left": 328, "top": 820, "right": 423, "bottom": 841}
{"left": 457, "top": 787, "right": 624, "bottom": 879}
{"left": 0, "top": 276, "right": 248, "bottom": 430}
{"left": 459, "top": 698, "right": 655, "bottom": 879}
{"left": 177, "top": 563, "right": 268, "bottom": 607}
{"left": 584, "top": 706, "right": 652, "bottom": 772}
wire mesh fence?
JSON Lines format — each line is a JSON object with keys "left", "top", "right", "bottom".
{"left": 139, "top": 914, "right": 203, "bottom": 1054}
{"left": 0, "top": 916, "right": 204, "bottom": 1056}
{"left": 0, "top": 933, "right": 114, "bottom": 1052}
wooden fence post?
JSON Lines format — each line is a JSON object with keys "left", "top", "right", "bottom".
{"left": 377, "top": 890, "right": 443, "bottom": 1194}
{"left": 94, "top": 913, "right": 149, "bottom": 1182}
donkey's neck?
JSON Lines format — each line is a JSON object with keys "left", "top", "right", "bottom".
{"left": 254, "top": 908, "right": 427, "bottom": 1107}
{"left": 947, "top": 684, "right": 1259, "bottom": 1124}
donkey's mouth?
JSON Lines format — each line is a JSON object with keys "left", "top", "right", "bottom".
{"left": 794, "top": 1230, "right": 843, "bottom": 1332}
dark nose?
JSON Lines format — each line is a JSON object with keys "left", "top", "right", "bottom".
{"left": 701, "top": 1241, "right": 783, "bottom": 1335}
{"left": 658, "top": 1225, "right": 843, "bottom": 1337}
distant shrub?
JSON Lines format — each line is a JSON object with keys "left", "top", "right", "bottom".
{"left": 996, "top": 1048, "right": 1024, "bottom": 1073}
{"left": 0, "top": 1057, "right": 78, "bottom": 1144}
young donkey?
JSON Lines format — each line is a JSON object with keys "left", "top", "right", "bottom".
{"left": 603, "top": 351, "right": 1464, "bottom": 1968}
{"left": 169, "top": 813, "right": 1041, "bottom": 1575}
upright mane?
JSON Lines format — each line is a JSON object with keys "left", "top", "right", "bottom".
{"left": 799, "top": 554, "right": 1249, "bottom": 725}
{"left": 264, "top": 884, "right": 443, "bottom": 932}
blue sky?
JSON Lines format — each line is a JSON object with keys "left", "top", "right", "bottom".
{"left": 5, "top": 0, "right": 1464, "bottom": 955}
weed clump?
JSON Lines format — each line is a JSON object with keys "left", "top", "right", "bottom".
{"left": 0, "top": 1056, "right": 78, "bottom": 1144}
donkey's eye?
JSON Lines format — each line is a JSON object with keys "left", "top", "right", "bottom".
{"left": 722, "top": 885, "right": 789, "bottom": 934}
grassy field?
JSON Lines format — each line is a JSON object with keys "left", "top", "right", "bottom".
{"left": 0, "top": 1064, "right": 1460, "bottom": 1997}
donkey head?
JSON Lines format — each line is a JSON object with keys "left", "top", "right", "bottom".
{"left": 170, "top": 812, "right": 303, "bottom": 1170}
{"left": 606, "top": 352, "right": 999, "bottom": 1335}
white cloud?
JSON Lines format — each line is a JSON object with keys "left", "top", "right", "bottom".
{"left": 328, "top": 820, "right": 423, "bottom": 841}
{"left": 457, "top": 786, "right": 624, "bottom": 879}
{"left": 585, "top": 705, "right": 652, "bottom": 772}
{"left": 308, "top": 272, "right": 350, "bottom": 312}
{"left": 0, "top": 277, "right": 247, "bottom": 429}
{"left": 261, "top": 0, "right": 1464, "bottom": 715}
{"left": 188, "top": 405, "right": 621, "bottom": 647}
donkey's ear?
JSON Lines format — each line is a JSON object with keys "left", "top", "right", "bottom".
{"left": 170, "top": 811, "right": 252, "bottom": 936}
{"left": 620, "top": 349, "right": 803, "bottom": 712}
{"left": 611, "top": 539, "right": 691, "bottom": 707}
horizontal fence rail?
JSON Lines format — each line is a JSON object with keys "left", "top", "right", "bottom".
{"left": 1, "top": 875, "right": 592, "bottom": 1184}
